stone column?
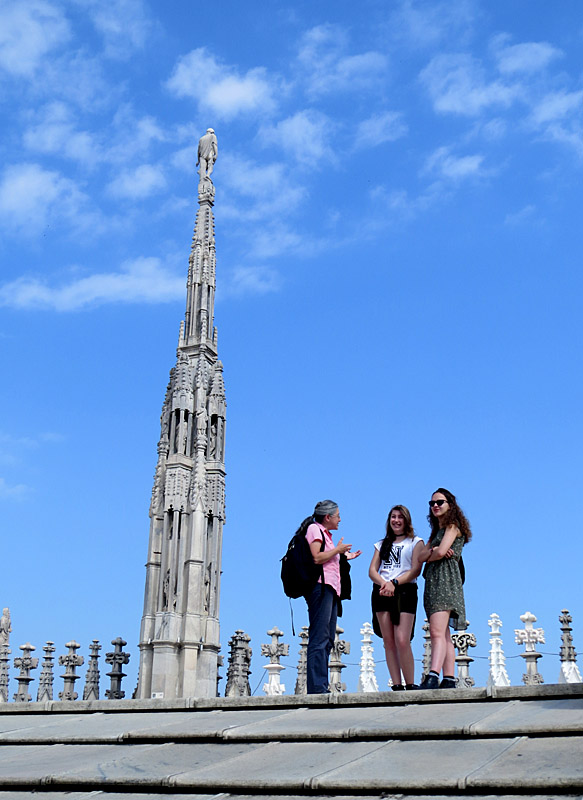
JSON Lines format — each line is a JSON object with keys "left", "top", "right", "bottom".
{"left": 0, "top": 645, "right": 11, "bottom": 703}
{"left": 83, "top": 640, "right": 102, "bottom": 701}
{"left": 558, "top": 609, "right": 582, "bottom": 684}
{"left": 452, "top": 626, "right": 477, "bottom": 688}
{"left": 487, "top": 613, "right": 511, "bottom": 687}
{"left": 37, "top": 641, "right": 56, "bottom": 702}
{"left": 59, "top": 641, "right": 84, "bottom": 701}
{"left": 294, "top": 626, "right": 309, "bottom": 695}
{"left": 105, "top": 638, "right": 130, "bottom": 700}
{"left": 329, "top": 625, "right": 349, "bottom": 694}
{"left": 225, "top": 630, "right": 252, "bottom": 697}
{"left": 14, "top": 643, "right": 38, "bottom": 702}
{"left": 421, "top": 618, "right": 431, "bottom": 682}
{"left": 357, "top": 622, "right": 379, "bottom": 692}
{"left": 515, "top": 611, "right": 544, "bottom": 685}
{"left": 261, "top": 626, "right": 289, "bottom": 696}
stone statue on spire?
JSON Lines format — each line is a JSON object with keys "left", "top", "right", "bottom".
{"left": 197, "top": 128, "right": 218, "bottom": 182}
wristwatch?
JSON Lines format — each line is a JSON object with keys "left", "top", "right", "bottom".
{"left": 391, "top": 579, "right": 399, "bottom": 588}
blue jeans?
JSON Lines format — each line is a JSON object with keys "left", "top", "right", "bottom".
{"left": 306, "top": 583, "right": 338, "bottom": 694}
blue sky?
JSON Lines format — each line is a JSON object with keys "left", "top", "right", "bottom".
{"left": 1, "top": 0, "right": 582, "bottom": 695}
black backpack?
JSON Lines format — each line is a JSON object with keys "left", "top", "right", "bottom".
{"left": 280, "top": 531, "right": 324, "bottom": 599}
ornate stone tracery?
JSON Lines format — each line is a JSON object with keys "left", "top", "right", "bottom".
{"left": 138, "top": 129, "right": 226, "bottom": 700}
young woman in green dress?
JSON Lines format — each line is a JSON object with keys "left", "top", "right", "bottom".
{"left": 419, "top": 488, "right": 472, "bottom": 690}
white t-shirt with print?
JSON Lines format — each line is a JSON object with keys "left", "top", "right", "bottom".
{"left": 374, "top": 536, "right": 423, "bottom": 583}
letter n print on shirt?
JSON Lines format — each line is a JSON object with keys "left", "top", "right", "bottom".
{"left": 384, "top": 545, "right": 402, "bottom": 570}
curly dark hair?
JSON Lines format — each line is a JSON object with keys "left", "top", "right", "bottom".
{"left": 427, "top": 488, "right": 472, "bottom": 543}
{"left": 379, "top": 505, "right": 415, "bottom": 562}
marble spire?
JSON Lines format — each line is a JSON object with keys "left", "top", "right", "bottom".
{"left": 137, "top": 128, "right": 226, "bottom": 699}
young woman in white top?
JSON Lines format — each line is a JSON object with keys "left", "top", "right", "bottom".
{"left": 368, "top": 505, "right": 424, "bottom": 690}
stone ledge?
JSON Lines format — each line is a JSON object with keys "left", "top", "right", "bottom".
{"left": 0, "top": 682, "right": 581, "bottom": 715}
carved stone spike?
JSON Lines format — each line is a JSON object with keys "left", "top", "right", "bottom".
{"left": 58, "top": 640, "right": 84, "bottom": 701}
{"left": 37, "top": 641, "right": 56, "bottom": 702}
{"left": 225, "top": 630, "right": 252, "bottom": 697}
{"left": 421, "top": 618, "right": 432, "bottom": 682}
{"left": 294, "top": 627, "right": 309, "bottom": 695}
{"left": 0, "top": 644, "right": 10, "bottom": 703}
{"left": 358, "top": 622, "right": 379, "bottom": 693}
{"left": 487, "top": 613, "right": 511, "bottom": 687}
{"left": 559, "top": 609, "right": 582, "bottom": 684}
{"left": 83, "top": 639, "right": 102, "bottom": 701}
{"left": 105, "top": 637, "right": 130, "bottom": 700}
{"left": 329, "top": 625, "right": 350, "bottom": 694}
{"left": 216, "top": 653, "right": 224, "bottom": 697}
{"left": 14, "top": 643, "right": 39, "bottom": 702}
{"left": 452, "top": 625, "right": 477, "bottom": 688}
{"left": 515, "top": 611, "right": 545, "bottom": 685}
{"left": 261, "top": 626, "right": 289, "bottom": 696}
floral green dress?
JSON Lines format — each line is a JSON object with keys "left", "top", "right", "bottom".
{"left": 423, "top": 529, "right": 467, "bottom": 630}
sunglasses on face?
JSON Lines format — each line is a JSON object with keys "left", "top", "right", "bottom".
{"left": 429, "top": 499, "right": 447, "bottom": 507}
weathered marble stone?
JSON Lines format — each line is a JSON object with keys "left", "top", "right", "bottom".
{"left": 225, "top": 630, "right": 252, "bottom": 697}
{"left": 58, "top": 641, "right": 83, "bottom": 701}
{"left": 559, "top": 608, "right": 582, "bottom": 684}
{"left": 515, "top": 611, "right": 544, "bottom": 685}
{"left": 329, "top": 626, "right": 349, "bottom": 694}
{"left": 357, "top": 622, "right": 378, "bottom": 692}
{"left": 37, "top": 641, "right": 56, "bottom": 702}
{"left": 487, "top": 612, "right": 511, "bottom": 687}
{"left": 294, "top": 626, "right": 309, "bottom": 695}
{"left": 14, "top": 643, "right": 38, "bottom": 703}
{"left": 261, "top": 626, "right": 288, "bottom": 696}
{"left": 137, "top": 129, "right": 226, "bottom": 700}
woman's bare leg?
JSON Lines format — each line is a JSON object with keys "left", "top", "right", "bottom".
{"left": 443, "top": 625, "right": 455, "bottom": 676}
{"left": 429, "top": 610, "right": 451, "bottom": 675}
{"left": 393, "top": 612, "right": 416, "bottom": 684}
{"left": 376, "top": 611, "right": 402, "bottom": 685}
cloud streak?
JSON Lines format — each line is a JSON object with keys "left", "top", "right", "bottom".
{"left": 166, "top": 48, "right": 278, "bottom": 119}
{"left": 0, "top": 258, "right": 185, "bottom": 311}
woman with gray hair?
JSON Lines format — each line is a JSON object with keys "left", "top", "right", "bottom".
{"left": 296, "top": 500, "right": 361, "bottom": 694}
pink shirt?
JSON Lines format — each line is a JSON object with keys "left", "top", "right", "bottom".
{"left": 306, "top": 522, "right": 341, "bottom": 597}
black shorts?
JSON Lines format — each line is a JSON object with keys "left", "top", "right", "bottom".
{"left": 371, "top": 582, "right": 418, "bottom": 638}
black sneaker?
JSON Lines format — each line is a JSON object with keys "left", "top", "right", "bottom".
{"left": 405, "top": 683, "right": 419, "bottom": 690}
{"left": 439, "top": 677, "right": 457, "bottom": 689}
{"left": 418, "top": 673, "right": 439, "bottom": 690}
{"left": 391, "top": 683, "right": 405, "bottom": 691}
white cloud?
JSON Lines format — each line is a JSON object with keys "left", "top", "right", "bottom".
{"left": 225, "top": 266, "right": 281, "bottom": 296}
{"left": 539, "top": 123, "right": 583, "bottom": 159}
{"left": 354, "top": 111, "right": 408, "bottom": 148}
{"left": 166, "top": 48, "right": 277, "bottom": 119}
{"left": 171, "top": 145, "right": 197, "bottom": 173}
{"left": 389, "top": 0, "right": 477, "bottom": 49}
{"left": 530, "top": 90, "right": 583, "bottom": 126}
{"left": 72, "top": 0, "right": 152, "bottom": 58}
{"left": 0, "top": 477, "right": 29, "bottom": 500}
{"left": 259, "top": 110, "right": 335, "bottom": 167}
{"left": 505, "top": 204, "right": 536, "bottom": 225}
{"left": 423, "top": 146, "right": 486, "bottom": 180}
{"left": 107, "top": 164, "right": 167, "bottom": 199}
{"left": 492, "top": 35, "right": 562, "bottom": 75}
{"left": 220, "top": 153, "right": 306, "bottom": 221}
{"left": 297, "top": 24, "right": 388, "bottom": 97}
{"left": 0, "top": 258, "right": 185, "bottom": 311}
{"left": 251, "top": 225, "right": 303, "bottom": 260}
{"left": 0, "top": 0, "right": 70, "bottom": 78}
{"left": 104, "top": 109, "right": 168, "bottom": 166}
{"left": 420, "top": 53, "right": 518, "bottom": 115}
{"left": 23, "top": 102, "right": 99, "bottom": 165}
{"left": 0, "top": 163, "right": 94, "bottom": 234}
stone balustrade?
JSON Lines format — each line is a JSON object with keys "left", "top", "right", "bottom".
{"left": 0, "top": 607, "right": 580, "bottom": 700}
